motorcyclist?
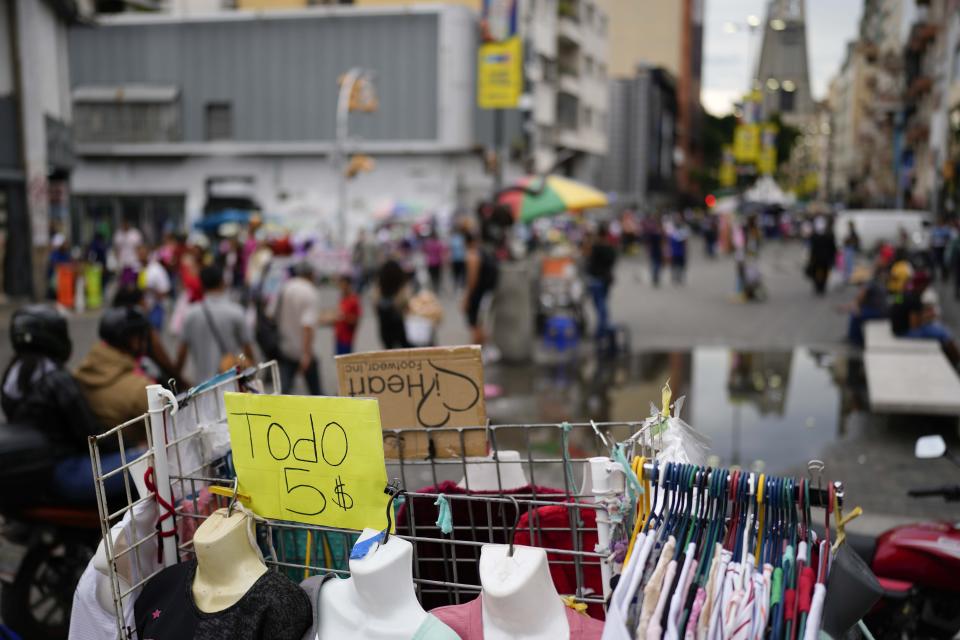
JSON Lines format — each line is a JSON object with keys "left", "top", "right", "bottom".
{"left": 74, "top": 306, "right": 153, "bottom": 430}
{"left": 0, "top": 306, "right": 111, "bottom": 503}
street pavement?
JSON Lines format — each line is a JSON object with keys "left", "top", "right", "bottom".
{"left": 1, "top": 240, "right": 958, "bottom": 535}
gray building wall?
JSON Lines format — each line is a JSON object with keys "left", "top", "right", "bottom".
{"left": 602, "top": 66, "right": 676, "bottom": 209}
{"left": 69, "top": 10, "right": 448, "bottom": 144}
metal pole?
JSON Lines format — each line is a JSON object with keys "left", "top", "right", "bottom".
{"left": 493, "top": 108, "right": 505, "bottom": 195}
{"left": 146, "top": 384, "right": 178, "bottom": 566}
{"left": 335, "top": 68, "right": 362, "bottom": 248}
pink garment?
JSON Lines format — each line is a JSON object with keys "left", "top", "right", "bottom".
{"left": 431, "top": 594, "right": 603, "bottom": 640}
{"left": 684, "top": 587, "right": 707, "bottom": 640}
{"left": 176, "top": 488, "right": 215, "bottom": 545}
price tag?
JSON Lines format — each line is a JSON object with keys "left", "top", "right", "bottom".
{"left": 225, "top": 393, "right": 389, "bottom": 531}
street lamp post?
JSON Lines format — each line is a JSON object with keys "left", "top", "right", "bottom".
{"left": 333, "top": 67, "right": 375, "bottom": 248}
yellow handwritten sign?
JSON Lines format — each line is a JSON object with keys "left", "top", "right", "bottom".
{"left": 225, "top": 393, "right": 389, "bottom": 531}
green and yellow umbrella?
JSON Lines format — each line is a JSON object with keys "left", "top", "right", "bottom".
{"left": 497, "top": 175, "right": 609, "bottom": 223}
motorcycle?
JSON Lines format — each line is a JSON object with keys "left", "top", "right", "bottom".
{"left": 848, "top": 434, "right": 960, "bottom": 639}
{"left": 0, "top": 502, "right": 100, "bottom": 640}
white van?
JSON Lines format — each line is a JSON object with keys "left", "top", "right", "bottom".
{"left": 833, "top": 209, "right": 932, "bottom": 251}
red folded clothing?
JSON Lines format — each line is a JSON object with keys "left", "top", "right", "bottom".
{"left": 513, "top": 503, "right": 604, "bottom": 620}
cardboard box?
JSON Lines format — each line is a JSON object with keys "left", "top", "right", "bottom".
{"left": 336, "top": 346, "right": 488, "bottom": 458}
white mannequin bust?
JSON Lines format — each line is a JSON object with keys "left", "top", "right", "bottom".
{"left": 457, "top": 450, "right": 529, "bottom": 491}
{"left": 478, "top": 544, "right": 570, "bottom": 640}
{"left": 317, "top": 528, "right": 428, "bottom": 639}
{"left": 191, "top": 508, "right": 268, "bottom": 613}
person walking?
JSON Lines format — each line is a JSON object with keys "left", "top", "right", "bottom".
{"left": 644, "top": 215, "right": 664, "bottom": 287}
{"left": 330, "top": 274, "right": 361, "bottom": 356}
{"left": 930, "top": 218, "right": 951, "bottom": 281}
{"left": 667, "top": 216, "right": 689, "bottom": 285}
{"left": 176, "top": 265, "right": 254, "bottom": 383}
{"left": 463, "top": 230, "right": 499, "bottom": 349}
{"left": 807, "top": 217, "right": 837, "bottom": 296}
{"left": 842, "top": 220, "right": 860, "bottom": 284}
{"left": 449, "top": 226, "right": 467, "bottom": 290}
{"left": 947, "top": 221, "right": 960, "bottom": 300}
{"left": 584, "top": 223, "right": 618, "bottom": 344}
{"left": 423, "top": 230, "right": 446, "bottom": 293}
{"left": 376, "top": 259, "right": 412, "bottom": 350}
{"left": 273, "top": 261, "right": 322, "bottom": 394}
{"left": 352, "top": 229, "right": 380, "bottom": 294}
{"left": 138, "top": 245, "right": 171, "bottom": 331}
{"left": 113, "top": 219, "right": 143, "bottom": 289}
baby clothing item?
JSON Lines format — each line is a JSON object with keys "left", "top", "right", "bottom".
{"left": 299, "top": 574, "right": 460, "bottom": 640}
{"left": 134, "top": 560, "right": 311, "bottom": 640}
{"left": 431, "top": 595, "right": 604, "bottom": 640}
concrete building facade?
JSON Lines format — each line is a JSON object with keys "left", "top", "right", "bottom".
{"left": 602, "top": 66, "right": 677, "bottom": 209}
{"left": 1, "top": 0, "right": 91, "bottom": 298}
{"left": 68, "top": 5, "right": 499, "bottom": 243}
{"left": 597, "top": 0, "right": 701, "bottom": 199}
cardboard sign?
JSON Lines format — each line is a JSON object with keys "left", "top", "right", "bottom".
{"left": 336, "top": 346, "right": 488, "bottom": 459}
{"left": 224, "top": 393, "right": 389, "bottom": 531}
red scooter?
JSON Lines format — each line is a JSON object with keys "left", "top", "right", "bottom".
{"left": 849, "top": 435, "right": 960, "bottom": 639}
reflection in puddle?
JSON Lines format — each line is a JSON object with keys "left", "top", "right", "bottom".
{"left": 486, "top": 348, "right": 861, "bottom": 476}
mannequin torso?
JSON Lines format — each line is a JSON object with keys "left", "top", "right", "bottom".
{"left": 191, "top": 508, "right": 268, "bottom": 613}
{"left": 318, "top": 528, "right": 429, "bottom": 639}
{"left": 479, "top": 544, "right": 570, "bottom": 640}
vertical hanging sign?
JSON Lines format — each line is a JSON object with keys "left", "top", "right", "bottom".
{"left": 478, "top": 36, "right": 523, "bottom": 109}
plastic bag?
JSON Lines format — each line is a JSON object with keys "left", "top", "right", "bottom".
{"left": 644, "top": 396, "right": 711, "bottom": 466}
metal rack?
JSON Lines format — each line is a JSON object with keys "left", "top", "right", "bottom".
{"left": 88, "top": 367, "right": 844, "bottom": 640}
{"left": 88, "top": 361, "right": 658, "bottom": 639}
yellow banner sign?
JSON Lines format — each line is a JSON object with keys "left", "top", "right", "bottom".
{"left": 720, "top": 145, "right": 736, "bottom": 187}
{"left": 733, "top": 124, "right": 760, "bottom": 163}
{"left": 478, "top": 37, "right": 522, "bottom": 109}
{"left": 225, "top": 392, "right": 389, "bottom": 531}
{"left": 758, "top": 124, "right": 778, "bottom": 175}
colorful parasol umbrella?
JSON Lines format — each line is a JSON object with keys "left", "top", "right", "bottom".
{"left": 497, "top": 175, "right": 609, "bottom": 222}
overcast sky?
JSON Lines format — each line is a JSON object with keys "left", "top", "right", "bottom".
{"left": 702, "top": 0, "right": 863, "bottom": 115}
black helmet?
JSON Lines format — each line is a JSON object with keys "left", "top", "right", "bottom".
{"left": 99, "top": 307, "right": 151, "bottom": 353}
{"left": 10, "top": 305, "right": 72, "bottom": 363}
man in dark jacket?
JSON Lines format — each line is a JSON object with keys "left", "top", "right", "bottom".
{"left": 808, "top": 217, "right": 837, "bottom": 296}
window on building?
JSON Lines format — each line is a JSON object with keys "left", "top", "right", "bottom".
{"left": 73, "top": 85, "right": 180, "bottom": 143}
{"left": 584, "top": 56, "right": 594, "bottom": 77}
{"left": 779, "top": 90, "right": 795, "bottom": 113}
{"left": 557, "top": 93, "right": 579, "bottom": 129}
{"left": 600, "top": 113, "right": 607, "bottom": 131}
{"left": 540, "top": 55, "right": 558, "bottom": 82}
{"left": 599, "top": 63, "right": 607, "bottom": 80}
{"left": 584, "top": 2, "right": 594, "bottom": 26}
{"left": 583, "top": 106, "right": 593, "bottom": 128}
{"left": 598, "top": 14, "right": 607, "bottom": 35}
{"left": 205, "top": 102, "right": 233, "bottom": 141}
